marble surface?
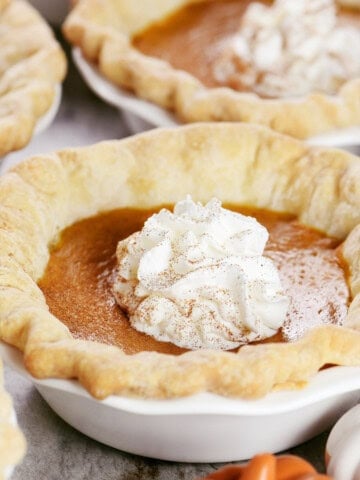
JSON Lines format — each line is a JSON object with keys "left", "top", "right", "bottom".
{"left": 1, "top": 34, "right": 355, "bottom": 479}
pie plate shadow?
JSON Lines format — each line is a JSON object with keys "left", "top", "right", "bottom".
{"left": 1, "top": 342, "right": 359, "bottom": 463}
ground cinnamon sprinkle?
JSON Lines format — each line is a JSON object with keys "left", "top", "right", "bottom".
{"left": 38, "top": 206, "right": 349, "bottom": 354}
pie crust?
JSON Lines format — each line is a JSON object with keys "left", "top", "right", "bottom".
{"left": 63, "top": 0, "right": 360, "bottom": 139}
{"left": 0, "top": 358, "right": 26, "bottom": 479}
{"left": 0, "top": 0, "right": 67, "bottom": 157}
{"left": 341, "top": 0, "right": 360, "bottom": 7}
{"left": 0, "top": 123, "right": 360, "bottom": 400}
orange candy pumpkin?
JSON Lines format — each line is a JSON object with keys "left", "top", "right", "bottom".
{"left": 201, "top": 454, "right": 331, "bottom": 480}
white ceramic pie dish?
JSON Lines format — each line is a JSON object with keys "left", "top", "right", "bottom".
{"left": 73, "top": 49, "right": 360, "bottom": 152}
{"left": 326, "top": 404, "right": 360, "bottom": 480}
{"left": 1, "top": 341, "right": 359, "bottom": 463}
{"left": 33, "top": 84, "right": 62, "bottom": 136}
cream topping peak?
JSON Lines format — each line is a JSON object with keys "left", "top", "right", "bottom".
{"left": 214, "top": 0, "right": 360, "bottom": 97}
{"left": 112, "top": 196, "right": 289, "bottom": 350}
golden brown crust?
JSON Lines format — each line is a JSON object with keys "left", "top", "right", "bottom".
{"left": 340, "top": 0, "right": 360, "bottom": 9}
{"left": 63, "top": 0, "right": 360, "bottom": 139}
{"left": 0, "top": 0, "right": 67, "bottom": 157}
{"left": 0, "top": 123, "right": 360, "bottom": 399}
{"left": 0, "top": 359, "right": 26, "bottom": 479}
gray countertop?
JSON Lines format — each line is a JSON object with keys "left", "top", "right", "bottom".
{"left": 3, "top": 34, "right": 336, "bottom": 479}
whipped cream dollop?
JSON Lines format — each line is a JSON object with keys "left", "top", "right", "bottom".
{"left": 213, "top": 0, "right": 360, "bottom": 98}
{"left": 112, "top": 197, "right": 289, "bottom": 350}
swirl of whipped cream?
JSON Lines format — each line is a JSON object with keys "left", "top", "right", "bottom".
{"left": 213, "top": 0, "right": 360, "bottom": 98}
{"left": 112, "top": 197, "right": 289, "bottom": 350}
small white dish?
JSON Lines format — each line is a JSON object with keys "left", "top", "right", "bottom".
{"left": 326, "top": 404, "right": 360, "bottom": 480}
{"left": 33, "top": 84, "right": 62, "bottom": 135}
{"left": 73, "top": 48, "right": 360, "bottom": 152}
{"left": 1, "top": 341, "right": 360, "bottom": 463}
{"left": 72, "top": 49, "right": 177, "bottom": 130}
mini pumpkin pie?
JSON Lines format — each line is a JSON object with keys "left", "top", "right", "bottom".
{"left": 0, "top": 358, "right": 26, "bottom": 480}
{"left": 63, "top": 0, "right": 360, "bottom": 139}
{"left": 0, "top": 0, "right": 67, "bottom": 157}
{"left": 0, "top": 123, "right": 360, "bottom": 400}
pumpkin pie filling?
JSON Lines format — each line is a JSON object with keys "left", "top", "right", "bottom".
{"left": 38, "top": 205, "right": 350, "bottom": 355}
{"left": 133, "top": 0, "right": 270, "bottom": 91}
{"left": 132, "top": 0, "right": 360, "bottom": 97}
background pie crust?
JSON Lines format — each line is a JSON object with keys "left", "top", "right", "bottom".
{"left": 0, "top": 0, "right": 67, "bottom": 157}
{"left": 0, "top": 358, "right": 26, "bottom": 479}
{"left": 63, "top": 0, "right": 360, "bottom": 139}
{"left": 0, "top": 123, "right": 359, "bottom": 399}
